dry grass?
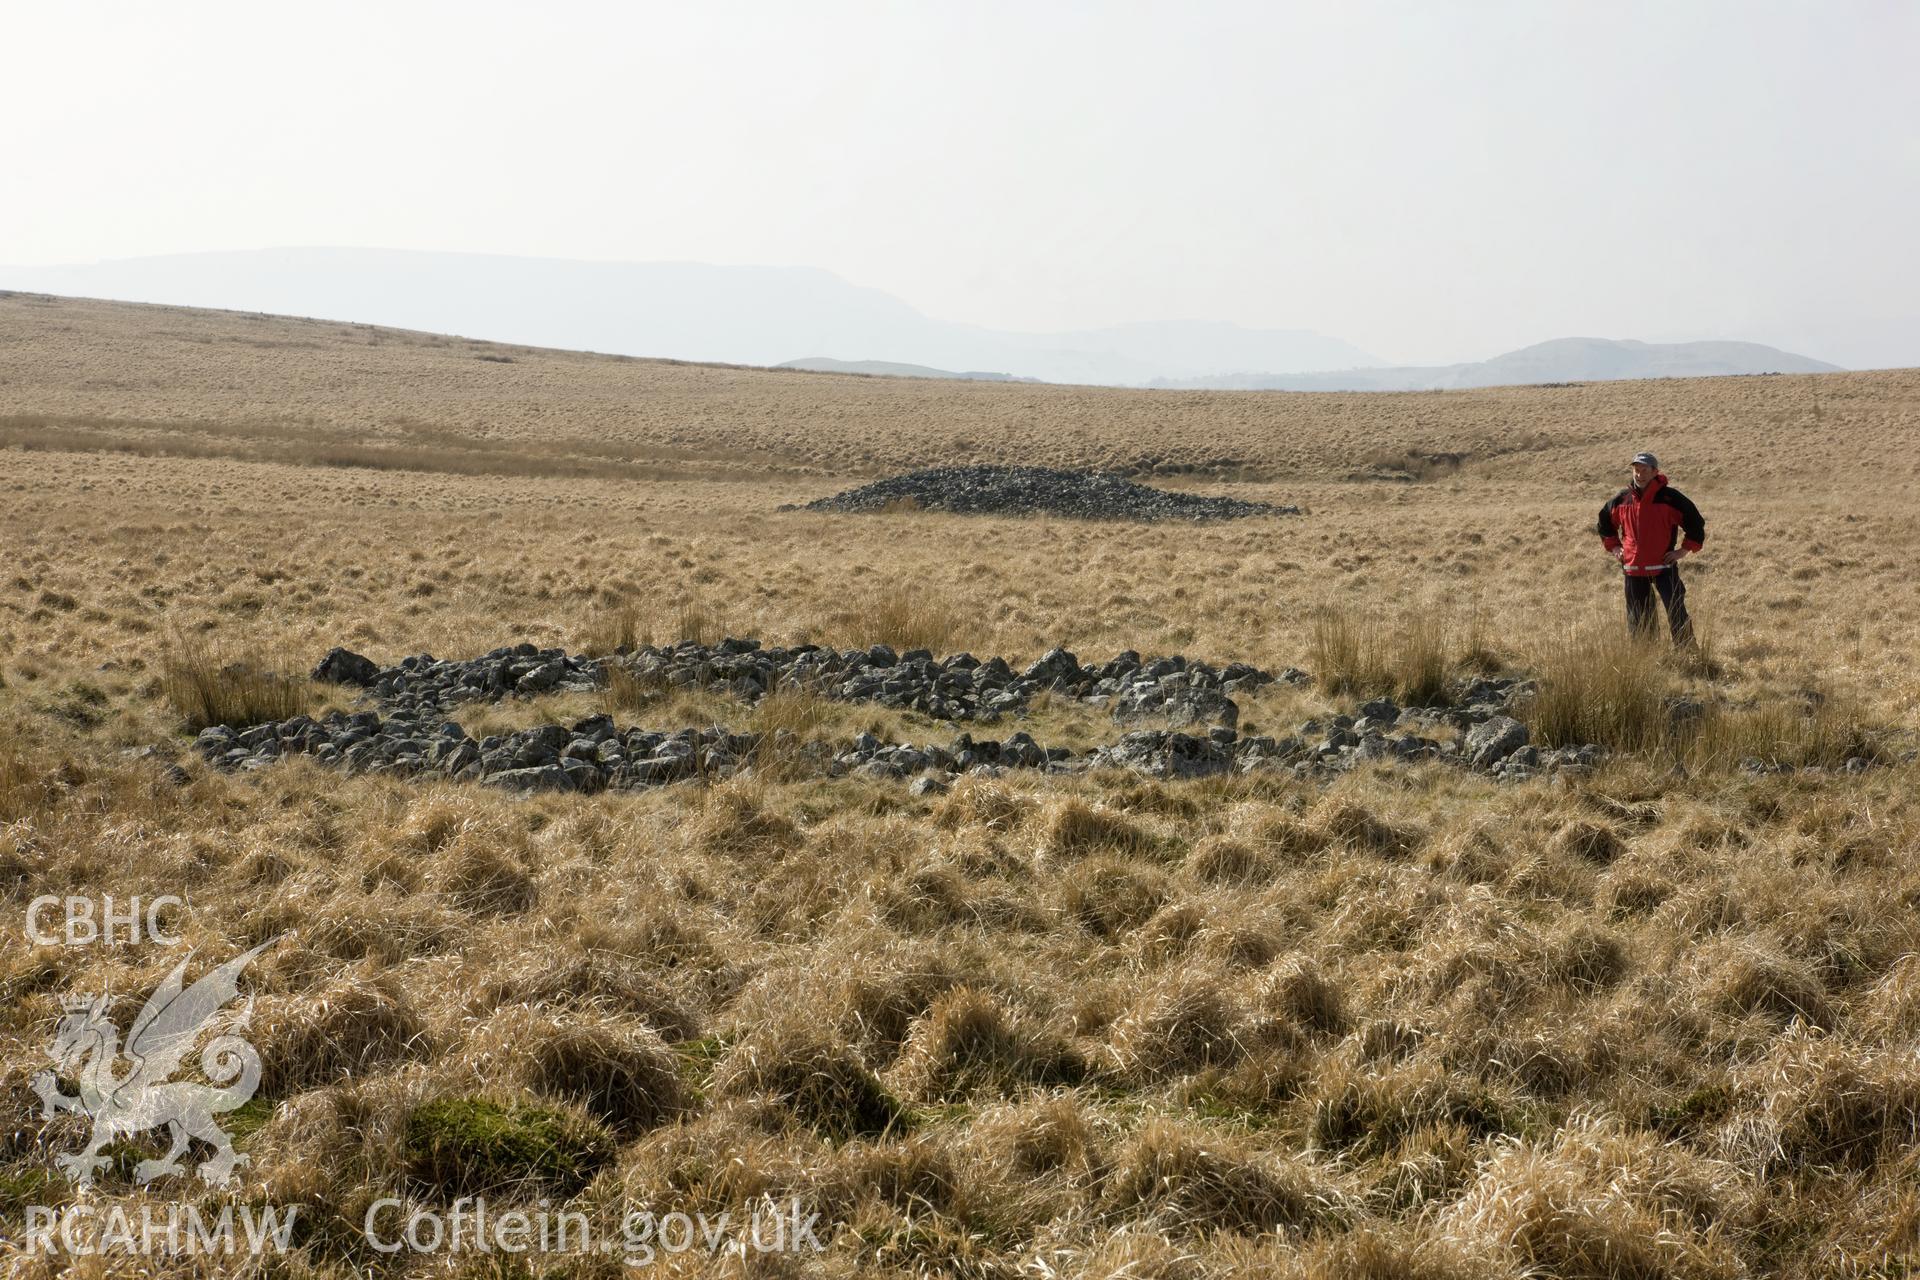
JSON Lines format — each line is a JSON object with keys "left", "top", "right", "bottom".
{"left": 1524, "top": 618, "right": 1891, "bottom": 766}
{"left": 1522, "top": 621, "right": 1675, "bottom": 752}
{"left": 0, "top": 295, "right": 1918, "bottom": 1277}
{"left": 824, "top": 578, "right": 977, "bottom": 654}
{"left": 158, "top": 627, "right": 317, "bottom": 729}
{"left": 1308, "top": 601, "right": 1490, "bottom": 705}
{"left": 579, "top": 595, "right": 645, "bottom": 654}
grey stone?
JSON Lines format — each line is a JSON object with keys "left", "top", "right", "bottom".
{"left": 312, "top": 647, "right": 380, "bottom": 686}
{"left": 493, "top": 765, "right": 573, "bottom": 792}
{"left": 1465, "top": 715, "right": 1530, "bottom": 769}
{"left": 1354, "top": 734, "right": 1393, "bottom": 761}
{"left": 516, "top": 661, "right": 566, "bottom": 693}
{"left": 626, "top": 756, "right": 689, "bottom": 784}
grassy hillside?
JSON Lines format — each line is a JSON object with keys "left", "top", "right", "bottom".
{"left": 6, "top": 292, "right": 1918, "bottom": 487}
{"left": 1, "top": 293, "right": 1917, "bottom": 1278}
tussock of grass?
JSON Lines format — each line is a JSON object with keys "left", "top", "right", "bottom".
{"left": 1309, "top": 1061, "right": 1525, "bottom": 1159}
{"left": 601, "top": 662, "right": 667, "bottom": 716}
{"left": 1184, "top": 833, "right": 1272, "bottom": 884}
{"left": 834, "top": 1132, "right": 967, "bottom": 1217}
{"left": 1691, "top": 936, "right": 1833, "bottom": 1029}
{"left": 746, "top": 685, "right": 842, "bottom": 779}
{"left": 1233, "top": 803, "right": 1334, "bottom": 859}
{"left": 1108, "top": 970, "right": 1252, "bottom": 1079}
{"left": 1732, "top": 1026, "right": 1920, "bottom": 1170}
{"left": 459, "top": 1006, "right": 685, "bottom": 1134}
{"left": 1550, "top": 818, "right": 1627, "bottom": 864}
{"left": 1525, "top": 624, "right": 1889, "bottom": 768}
{"left": 666, "top": 597, "right": 730, "bottom": 646}
{"left": 1259, "top": 956, "right": 1350, "bottom": 1037}
{"left": 1309, "top": 601, "right": 1486, "bottom": 704}
{"left": 1059, "top": 856, "right": 1171, "bottom": 938}
{"left": 423, "top": 829, "right": 538, "bottom": 914}
{"left": 253, "top": 973, "right": 430, "bottom": 1095}
{"left": 828, "top": 580, "right": 973, "bottom": 654}
{"left": 688, "top": 780, "right": 802, "bottom": 858}
{"left": 1099, "top": 1118, "right": 1350, "bottom": 1235}
{"left": 869, "top": 856, "right": 973, "bottom": 931}
{"left": 1855, "top": 953, "right": 1920, "bottom": 1043}
{"left": 1522, "top": 624, "right": 1672, "bottom": 753}
{"left": 603, "top": 1102, "right": 802, "bottom": 1215}
{"left": 579, "top": 595, "right": 645, "bottom": 655}
{"left": 966, "top": 1095, "right": 1103, "bottom": 1179}
{"left": 404, "top": 1096, "right": 616, "bottom": 1197}
{"left": 713, "top": 1022, "right": 906, "bottom": 1141}
{"left": 888, "top": 987, "right": 1085, "bottom": 1100}
{"left": 159, "top": 629, "right": 313, "bottom": 729}
{"left": 0, "top": 743, "right": 61, "bottom": 823}
{"left": 1039, "top": 796, "right": 1160, "bottom": 860}
{"left": 931, "top": 774, "right": 1033, "bottom": 831}
{"left": 1311, "top": 796, "right": 1421, "bottom": 857}
{"left": 1685, "top": 696, "right": 1883, "bottom": 770}
{"left": 1288, "top": 1227, "right": 1481, "bottom": 1280}
{"left": 1436, "top": 1115, "right": 1746, "bottom": 1279}
{"left": 466, "top": 948, "right": 702, "bottom": 1041}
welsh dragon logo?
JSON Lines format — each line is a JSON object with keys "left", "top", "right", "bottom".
{"left": 31, "top": 935, "right": 289, "bottom": 1188}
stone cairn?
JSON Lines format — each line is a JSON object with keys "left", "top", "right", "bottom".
{"left": 784, "top": 464, "right": 1300, "bottom": 522}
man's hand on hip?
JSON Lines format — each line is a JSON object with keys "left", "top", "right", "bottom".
{"left": 1663, "top": 549, "right": 1687, "bottom": 566}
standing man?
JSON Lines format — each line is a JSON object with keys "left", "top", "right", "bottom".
{"left": 1597, "top": 451, "right": 1705, "bottom": 644}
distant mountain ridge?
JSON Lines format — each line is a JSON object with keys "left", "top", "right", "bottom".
{"left": 1, "top": 250, "right": 1847, "bottom": 389}
{"left": 778, "top": 357, "right": 1039, "bottom": 382}
{"left": 0, "top": 248, "right": 1380, "bottom": 387}
{"left": 1148, "top": 337, "right": 1840, "bottom": 391}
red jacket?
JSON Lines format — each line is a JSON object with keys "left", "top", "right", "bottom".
{"left": 1597, "top": 474, "right": 1705, "bottom": 577}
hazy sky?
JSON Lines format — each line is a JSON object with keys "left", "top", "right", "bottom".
{"left": 5, "top": 0, "right": 1916, "bottom": 364}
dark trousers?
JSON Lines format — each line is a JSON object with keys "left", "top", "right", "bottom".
{"left": 1624, "top": 566, "right": 1693, "bottom": 644}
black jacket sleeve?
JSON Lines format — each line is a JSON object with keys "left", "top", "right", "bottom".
{"left": 1596, "top": 493, "right": 1623, "bottom": 542}
{"left": 1663, "top": 487, "right": 1706, "bottom": 548}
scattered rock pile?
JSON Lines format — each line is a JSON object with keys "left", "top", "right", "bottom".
{"left": 311, "top": 644, "right": 604, "bottom": 715}
{"left": 310, "top": 638, "right": 1305, "bottom": 728}
{"left": 786, "top": 465, "right": 1299, "bottom": 522}
{"left": 178, "top": 642, "right": 1621, "bottom": 791}
{"left": 617, "top": 639, "right": 1302, "bottom": 725}
{"left": 196, "top": 712, "right": 768, "bottom": 793}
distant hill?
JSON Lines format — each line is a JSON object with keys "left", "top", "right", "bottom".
{"left": 1149, "top": 337, "right": 1841, "bottom": 391}
{"left": 0, "top": 248, "right": 1380, "bottom": 386}
{"left": 778, "top": 357, "right": 1039, "bottom": 382}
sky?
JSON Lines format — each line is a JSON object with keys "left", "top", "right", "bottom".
{"left": 4, "top": 0, "right": 1917, "bottom": 365}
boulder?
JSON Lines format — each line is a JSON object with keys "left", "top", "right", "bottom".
{"left": 312, "top": 647, "right": 379, "bottom": 686}
{"left": 1465, "top": 715, "right": 1530, "bottom": 769}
